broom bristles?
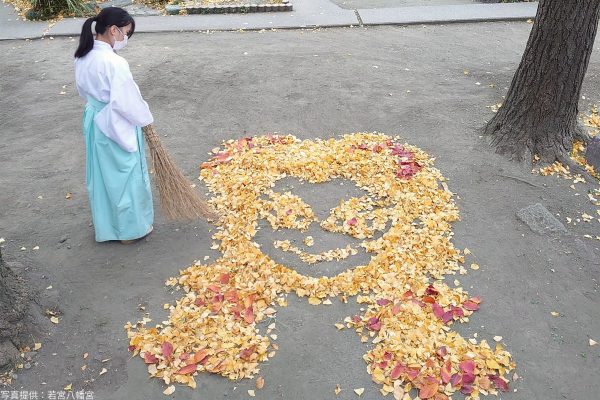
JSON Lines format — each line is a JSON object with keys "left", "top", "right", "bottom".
{"left": 143, "top": 124, "right": 217, "bottom": 221}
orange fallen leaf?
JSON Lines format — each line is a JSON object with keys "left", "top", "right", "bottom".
{"left": 256, "top": 376, "right": 265, "bottom": 389}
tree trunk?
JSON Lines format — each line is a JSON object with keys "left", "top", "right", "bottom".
{"left": 485, "top": 0, "right": 600, "bottom": 163}
{"left": 0, "top": 248, "right": 28, "bottom": 370}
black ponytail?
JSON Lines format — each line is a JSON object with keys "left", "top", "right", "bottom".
{"left": 74, "top": 7, "right": 136, "bottom": 58}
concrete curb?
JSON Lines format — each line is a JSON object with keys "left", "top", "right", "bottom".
{"left": 0, "top": 1, "right": 538, "bottom": 40}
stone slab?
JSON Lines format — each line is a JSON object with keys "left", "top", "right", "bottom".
{"left": 516, "top": 203, "right": 568, "bottom": 236}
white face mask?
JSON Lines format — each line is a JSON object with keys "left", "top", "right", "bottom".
{"left": 112, "top": 26, "right": 128, "bottom": 51}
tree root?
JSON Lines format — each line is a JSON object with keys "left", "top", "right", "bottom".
{"left": 573, "top": 124, "right": 592, "bottom": 145}
{"left": 557, "top": 152, "right": 592, "bottom": 179}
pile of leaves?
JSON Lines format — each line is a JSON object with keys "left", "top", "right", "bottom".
{"left": 125, "top": 133, "right": 515, "bottom": 398}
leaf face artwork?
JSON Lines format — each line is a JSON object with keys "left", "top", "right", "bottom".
{"left": 125, "top": 133, "right": 515, "bottom": 398}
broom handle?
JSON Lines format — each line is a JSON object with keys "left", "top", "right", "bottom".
{"left": 142, "top": 124, "right": 160, "bottom": 151}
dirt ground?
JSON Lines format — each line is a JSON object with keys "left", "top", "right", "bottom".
{"left": 1, "top": 22, "right": 599, "bottom": 400}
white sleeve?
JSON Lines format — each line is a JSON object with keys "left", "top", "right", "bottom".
{"left": 110, "top": 62, "right": 154, "bottom": 128}
{"left": 93, "top": 59, "right": 154, "bottom": 153}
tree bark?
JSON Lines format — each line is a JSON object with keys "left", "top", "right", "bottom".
{"left": 0, "top": 248, "right": 29, "bottom": 369}
{"left": 485, "top": 0, "right": 600, "bottom": 163}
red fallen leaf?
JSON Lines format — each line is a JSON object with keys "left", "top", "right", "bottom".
{"left": 425, "top": 285, "right": 439, "bottom": 296}
{"left": 470, "top": 296, "right": 482, "bottom": 304}
{"left": 460, "top": 385, "right": 473, "bottom": 395}
{"left": 452, "top": 307, "right": 464, "bottom": 318}
{"left": 383, "top": 352, "right": 393, "bottom": 361}
{"left": 179, "top": 353, "right": 190, "bottom": 361}
{"left": 286, "top": 209, "right": 293, "bottom": 215}
{"left": 367, "top": 317, "right": 381, "bottom": 331}
{"left": 402, "top": 290, "right": 414, "bottom": 299}
{"left": 376, "top": 298, "right": 391, "bottom": 306}
{"left": 215, "top": 152, "right": 232, "bottom": 162}
{"left": 372, "top": 143, "right": 385, "bottom": 153}
{"left": 213, "top": 294, "right": 225, "bottom": 304}
{"left": 432, "top": 303, "right": 444, "bottom": 319}
{"left": 244, "top": 306, "right": 255, "bottom": 324}
{"left": 240, "top": 346, "right": 256, "bottom": 361}
{"left": 230, "top": 303, "right": 243, "bottom": 317}
{"left": 161, "top": 342, "right": 173, "bottom": 359}
{"left": 347, "top": 217, "right": 358, "bottom": 226}
{"left": 351, "top": 315, "right": 362, "bottom": 324}
{"left": 144, "top": 352, "right": 159, "bottom": 364}
{"left": 459, "top": 360, "right": 475, "bottom": 375}
{"left": 244, "top": 294, "right": 256, "bottom": 308}
{"left": 213, "top": 359, "right": 226, "bottom": 372}
{"left": 210, "top": 301, "right": 223, "bottom": 313}
{"left": 391, "top": 144, "right": 413, "bottom": 157}
{"left": 236, "top": 137, "right": 253, "bottom": 150}
{"left": 358, "top": 143, "right": 369, "bottom": 150}
{"left": 489, "top": 375, "right": 509, "bottom": 392}
{"left": 207, "top": 284, "right": 220, "bottom": 293}
{"left": 390, "top": 363, "right": 406, "bottom": 380}
{"left": 224, "top": 289, "right": 239, "bottom": 302}
{"left": 422, "top": 296, "right": 436, "bottom": 304}
{"left": 127, "top": 345, "right": 136, "bottom": 352}
{"left": 214, "top": 292, "right": 225, "bottom": 302}
{"left": 391, "top": 302, "right": 403, "bottom": 315}
{"left": 462, "top": 300, "right": 479, "bottom": 311}
{"left": 442, "top": 311, "right": 454, "bottom": 324}
{"left": 176, "top": 363, "right": 197, "bottom": 375}
{"left": 462, "top": 373, "right": 475, "bottom": 385}
{"left": 425, "top": 358, "right": 435, "bottom": 369}
{"left": 419, "top": 381, "right": 439, "bottom": 399}
{"left": 406, "top": 367, "right": 420, "bottom": 381}
{"left": 378, "top": 361, "right": 388, "bottom": 369}
{"left": 450, "top": 373, "right": 462, "bottom": 387}
{"left": 412, "top": 299, "right": 426, "bottom": 308}
{"left": 479, "top": 376, "right": 492, "bottom": 391}
{"left": 194, "top": 297, "right": 206, "bottom": 307}
{"left": 193, "top": 349, "right": 209, "bottom": 364}
{"left": 396, "top": 162, "right": 421, "bottom": 179}
{"left": 440, "top": 362, "right": 452, "bottom": 384}
{"left": 218, "top": 273, "right": 230, "bottom": 284}
{"left": 436, "top": 346, "right": 448, "bottom": 358}
{"left": 434, "top": 394, "right": 448, "bottom": 400}
{"left": 348, "top": 145, "right": 357, "bottom": 153}
{"left": 385, "top": 139, "right": 394, "bottom": 147}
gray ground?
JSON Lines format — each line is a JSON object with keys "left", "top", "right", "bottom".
{"left": 1, "top": 22, "right": 600, "bottom": 400}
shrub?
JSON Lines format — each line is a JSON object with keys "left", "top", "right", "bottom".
{"left": 26, "top": 0, "right": 94, "bottom": 20}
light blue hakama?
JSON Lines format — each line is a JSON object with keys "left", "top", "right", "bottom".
{"left": 83, "top": 96, "right": 154, "bottom": 242}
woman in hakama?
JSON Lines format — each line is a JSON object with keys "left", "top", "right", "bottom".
{"left": 74, "top": 7, "right": 154, "bottom": 244}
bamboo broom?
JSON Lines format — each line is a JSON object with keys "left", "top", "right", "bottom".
{"left": 142, "top": 124, "right": 217, "bottom": 221}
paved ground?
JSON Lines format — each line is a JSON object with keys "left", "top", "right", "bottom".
{"left": 0, "top": 0, "right": 538, "bottom": 39}
{"left": 331, "top": 0, "right": 474, "bottom": 11}
{"left": 1, "top": 21, "right": 600, "bottom": 400}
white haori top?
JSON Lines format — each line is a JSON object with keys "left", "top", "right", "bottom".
{"left": 75, "top": 40, "right": 153, "bottom": 152}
